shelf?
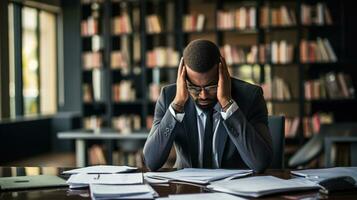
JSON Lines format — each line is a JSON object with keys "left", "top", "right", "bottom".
{"left": 300, "top": 25, "right": 338, "bottom": 29}
{"left": 84, "top": 102, "right": 106, "bottom": 106}
{"left": 183, "top": 29, "right": 217, "bottom": 34}
{"left": 113, "top": 100, "right": 145, "bottom": 105}
{"left": 146, "top": 67, "right": 178, "bottom": 70}
{"left": 111, "top": 32, "right": 140, "bottom": 37}
{"left": 305, "top": 99, "right": 357, "bottom": 103}
{"left": 230, "top": 63, "right": 299, "bottom": 67}
{"left": 260, "top": 26, "right": 298, "bottom": 31}
{"left": 78, "top": 0, "right": 349, "bottom": 138}
{"left": 260, "top": 25, "right": 337, "bottom": 31}
{"left": 217, "top": 28, "right": 258, "bottom": 34}
{"left": 266, "top": 99, "right": 300, "bottom": 103}
{"left": 145, "top": 31, "right": 176, "bottom": 36}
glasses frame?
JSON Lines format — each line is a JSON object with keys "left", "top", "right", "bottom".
{"left": 186, "top": 81, "right": 218, "bottom": 96}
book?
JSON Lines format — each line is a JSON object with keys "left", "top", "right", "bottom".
{"left": 112, "top": 115, "right": 141, "bottom": 134}
{"left": 92, "top": 69, "right": 105, "bottom": 101}
{"left": 300, "top": 38, "right": 337, "bottom": 63}
{"left": 82, "top": 52, "right": 102, "bottom": 69}
{"left": 89, "top": 144, "right": 107, "bottom": 165}
{"left": 146, "top": 15, "right": 162, "bottom": 33}
{"left": 301, "top": 3, "right": 333, "bottom": 26}
{"left": 260, "top": 5, "right": 296, "bottom": 27}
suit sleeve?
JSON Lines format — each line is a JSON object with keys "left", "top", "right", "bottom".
{"left": 143, "top": 87, "right": 181, "bottom": 171}
{"left": 222, "top": 87, "right": 273, "bottom": 173}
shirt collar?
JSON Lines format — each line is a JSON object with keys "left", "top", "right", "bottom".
{"left": 195, "top": 102, "right": 221, "bottom": 116}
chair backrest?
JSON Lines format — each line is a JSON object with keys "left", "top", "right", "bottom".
{"left": 288, "top": 123, "right": 357, "bottom": 168}
{"left": 268, "top": 116, "right": 285, "bottom": 169}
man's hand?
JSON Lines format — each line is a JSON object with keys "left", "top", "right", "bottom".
{"left": 217, "top": 57, "right": 232, "bottom": 110}
{"left": 172, "top": 57, "right": 188, "bottom": 112}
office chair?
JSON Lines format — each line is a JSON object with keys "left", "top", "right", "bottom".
{"left": 268, "top": 116, "right": 285, "bottom": 169}
{"left": 288, "top": 123, "right": 357, "bottom": 168}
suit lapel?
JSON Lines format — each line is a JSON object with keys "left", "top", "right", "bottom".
{"left": 183, "top": 97, "right": 199, "bottom": 168}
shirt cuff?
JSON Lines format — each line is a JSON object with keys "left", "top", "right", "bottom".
{"left": 169, "top": 104, "right": 185, "bottom": 122}
{"left": 220, "top": 100, "right": 239, "bottom": 120}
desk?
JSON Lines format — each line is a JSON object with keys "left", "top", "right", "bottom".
{"left": 0, "top": 167, "right": 357, "bottom": 199}
{"left": 324, "top": 136, "right": 357, "bottom": 167}
{"left": 57, "top": 129, "right": 149, "bottom": 167}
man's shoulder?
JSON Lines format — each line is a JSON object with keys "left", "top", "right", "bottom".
{"left": 162, "top": 83, "right": 177, "bottom": 91}
{"left": 161, "top": 83, "right": 177, "bottom": 100}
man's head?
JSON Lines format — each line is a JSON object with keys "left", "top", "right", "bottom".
{"left": 183, "top": 39, "right": 221, "bottom": 110}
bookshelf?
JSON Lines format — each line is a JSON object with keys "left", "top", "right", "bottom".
{"left": 79, "top": 0, "right": 356, "bottom": 164}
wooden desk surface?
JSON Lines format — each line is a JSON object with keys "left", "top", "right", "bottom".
{"left": 0, "top": 167, "right": 356, "bottom": 199}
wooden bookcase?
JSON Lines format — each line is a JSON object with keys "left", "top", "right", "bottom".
{"left": 79, "top": 0, "right": 356, "bottom": 164}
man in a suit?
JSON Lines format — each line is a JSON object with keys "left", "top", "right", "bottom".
{"left": 143, "top": 39, "right": 272, "bottom": 172}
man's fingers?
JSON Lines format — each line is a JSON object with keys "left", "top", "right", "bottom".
{"left": 181, "top": 65, "right": 186, "bottom": 79}
{"left": 218, "top": 62, "right": 224, "bottom": 83}
{"left": 178, "top": 57, "right": 183, "bottom": 76}
{"left": 221, "top": 57, "right": 230, "bottom": 77}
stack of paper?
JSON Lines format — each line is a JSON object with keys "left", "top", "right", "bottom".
{"left": 145, "top": 168, "right": 252, "bottom": 185}
{"left": 90, "top": 184, "right": 158, "bottom": 200}
{"left": 291, "top": 167, "right": 357, "bottom": 184}
{"left": 63, "top": 165, "right": 137, "bottom": 174}
{"left": 207, "top": 176, "right": 320, "bottom": 197}
{"left": 156, "top": 193, "right": 246, "bottom": 200}
{"left": 67, "top": 173, "right": 143, "bottom": 189}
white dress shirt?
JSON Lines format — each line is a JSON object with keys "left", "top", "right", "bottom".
{"left": 169, "top": 100, "right": 238, "bottom": 168}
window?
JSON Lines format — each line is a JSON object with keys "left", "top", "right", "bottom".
{"left": 8, "top": 3, "right": 58, "bottom": 117}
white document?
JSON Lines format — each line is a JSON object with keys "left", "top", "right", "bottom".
{"left": 145, "top": 168, "right": 252, "bottom": 185}
{"left": 167, "top": 193, "right": 247, "bottom": 200}
{"left": 207, "top": 176, "right": 320, "bottom": 197}
{"left": 291, "top": 167, "right": 357, "bottom": 184}
{"left": 67, "top": 173, "right": 143, "bottom": 188}
{"left": 144, "top": 176, "right": 170, "bottom": 185}
{"left": 90, "top": 184, "right": 158, "bottom": 200}
{"left": 63, "top": 165, "right": 137, "bottom": 174}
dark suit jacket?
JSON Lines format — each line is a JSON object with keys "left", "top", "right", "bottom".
{"left": 143, "top": 78, "right": 273, "bottom": 172}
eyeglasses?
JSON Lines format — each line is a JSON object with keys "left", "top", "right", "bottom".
{"left": 186, "top": 82, "right": 218, "bottom": 96}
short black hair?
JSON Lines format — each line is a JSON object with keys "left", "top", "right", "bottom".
{"left": 183, "top": 39, "right": 221, "bottom": 73}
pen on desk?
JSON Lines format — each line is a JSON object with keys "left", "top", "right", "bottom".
{"left": 94, "top": 174, "right": 100, "bottom": 180}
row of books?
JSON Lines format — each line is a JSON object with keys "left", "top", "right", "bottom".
{"left": 146, "top": 47, "right": 179, "bottom": 68}
{"left": 183, "top": 14, "right": 206, "bottom": 32}
{"left": 83, "top": 83, "right": 93, "bottom": 103}
{"left": 300, "top": 38, "right": 337, "bottom": 63}
{"left": 111, "top": 51, "right": 129, "bottom": 69}
{"left": 83, "top": 116, "right": 103, "bottom": 130}
{"left": 217, "top": 7, "right": 256, "bottom": 30}
{"left": 220, "top": 45, "right": 258, "bottom": 65}
{"left": 145, "top": 14, "right": 162, "bottom": 34}
{"left": 301, "top": 3, "right": 333, "bottom": 26}
{"left": 81, "top": 16, "right": 100, "bottom": 36}
{"left": 112, "top": 13, "right": 132, "bottom": 34}
{"left": 305, "top": 72, "right": 355, "bottom": 100}
{"left": 83, "top": 52, "right": 102, "bottom": 69}
{"left": 112, "top": 115, "right": 141, "bottom": 134}
{"left": 112, "top": 81, "right": 137, "bottom": 102}
{"left": 88, "top": 144, "right": 107, "bottom": 165}
{"left": 285, "top": 112, "right": 334, "bottom": 138}
{"left": 260, "top": 6, "right": 296, "bottom": 27}
{"left": 83, "top": 2, "right": 333, "bottom": 37}
{"left": 89, "top": 145, "right": 143, "bottom": 166}
{"left": 261, "top": 77, "right": 292, "bottom": 100}
{"left": 220, "top": 41, "right": 294, "bottom": 65}
{"left": 149, "top": 83, "right": 164, "bottom": 102}
{"left": 83, "top": 70, "right": 105, "bottom": 102}
{"left": 259, "top": 41, "right": 295, "bottom": 64}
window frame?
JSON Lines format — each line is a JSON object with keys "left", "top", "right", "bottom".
{"left": 7, "top": 1, "right": 61, "bottom": 117}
